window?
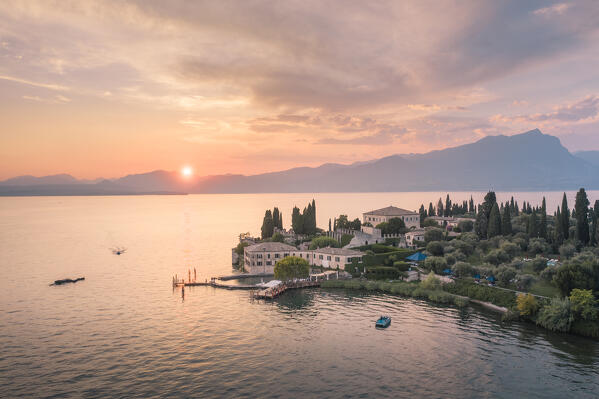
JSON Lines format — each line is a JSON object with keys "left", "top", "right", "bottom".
{"left": 319, "top": 255, "right": 323, "bottom": 260}
{"left": 274, "top": 254, "right": 280, "bottom": 258}
{"left": 257, "top": 254, "right": 262, "bottom": 259}
{"left": 257, "top": 261, "right": 262, "bottom": 266}
{"left": 284, "top": 253, "right": 289, "bottom": 257}
{"left": 327, "top": 256, "right": 331, "bottom": 260}
{"left": 266, "top": 261, "right": 272, "bottom": 266}
{"left": 267, "top": 254, "right": 271, "bottom": 259}
{"left": 347, "top": 257, "right": 352, "bottom": 262}
{"left": 335, "top": 257, "right": 340, "bottom": 262}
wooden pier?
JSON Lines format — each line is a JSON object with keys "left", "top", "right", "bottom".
{"left": 253, "top": 280, "right": 320, "bottom": 300}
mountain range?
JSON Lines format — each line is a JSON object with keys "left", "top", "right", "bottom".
{"left": 2, "top": 129, "right": 598, "bottom": 195}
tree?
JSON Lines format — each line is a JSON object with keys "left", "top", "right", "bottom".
{"left": 487, "top": 202, "right": 502, "bottom": 238}
{"left": 553, "top": 255, "right": 599, "bottom": 296}
{"left": 274, "top": 256, "right": 310, "bottom": 281}
{"left": 421, "top": 271, "right": 442, "bottom": 290}
{"left": 569, "top": 289, "right": 598, "bottom": 321}
{"left": 272, "top": 207, "right": 282, "bottom": 229}
{"left": 424, "top": 257, "right": 447, "bottom": 274}
{"left": 497, "top": 265, "right": 517, "bottom": 286}
{"left": 458, "top": 219, "right": 474, "bottom": 232}
{"left": 437, "top": 198, "right": 444, "bottom": 217}
{"left": 309, "top": 236, "right": 340, "bottom": 249}
{"left": 475, "top": 210, "right": 488, "bottom": 239}
{"left": 419, "top": 205, "right": 426, "bottom": 227}
{"left": 428, "top": 202, "right": 435, "bottom": 219}
{"left": 517, "top": 293, "right": 539, "bottom": 317}
{"left": 501, "top": 204, "right": 512, "bottom": 236}
{"left": 574, "top": 188, "right": 590, "bottom": 245}
{"left": 539, "top": 197, "right": 547, "bottom": 239}
{"left": 328, "top": 218, "right": 332, "bottom": 232}
{"left": 426, "top": 241, "right": 444, "bottom": 256}
{"left": 291, "top": 206, "right": 303, "bottom": 234}
{"left": 424, "top": 227, "right": 444, "bottom": 243}
{"left": 377, "top": 217, "right": 406, "bottom": 235}
{"left": 527, "top": 211, "right": 538, "bottom": 238}
{"left": 271, "top": 232, "right": 285, "bottom": 242}
{"left": 469, "top": 196, "right": 475, "bottom": 214}
{"left": 445, "top": 194, "right": 452, "bottom": 217}
{"left": 591, "top": 200, "right": 599, "bottom": 246}
{"left": 452, "top": 262, "right": 475, "bottom": 278}
{"left": 561, "top": 193, "right": 570, "bottom": 240}
{"left": 261, "top": 210, "right": 274, "bottom": 239}
{"left": 554, "top": 207, "right": 564, "bottom": 246}
{"left": 336, "top": 214, "right": 349, "bottom": 229}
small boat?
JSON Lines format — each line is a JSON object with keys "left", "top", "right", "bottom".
{"left": 375, "top": 316, "right": 391, "bottom": 328}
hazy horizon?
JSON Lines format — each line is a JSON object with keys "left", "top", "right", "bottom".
{"left": 2, "top": 1, "right": 599, "bottom": 180}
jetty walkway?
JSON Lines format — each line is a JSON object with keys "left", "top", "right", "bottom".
{"left": 253, "top": 280, "right": 320, "bottom": 300}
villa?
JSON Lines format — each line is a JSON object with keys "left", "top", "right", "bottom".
{"left": 405, "top": 229, "right": 426, "bottom": 248}
{"left": 244, "top": 242, "right": 298, "bottom": 274}
{"left": 363, "top": 206, "right": 420, "bottom": 229}
{"left": 244, "top": 242, "right": 364, "bottom": 274}
{"left": 298, "top": 247, "right": 364, "bottom": 270}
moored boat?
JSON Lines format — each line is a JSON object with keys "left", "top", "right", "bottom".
{"left": 375, "top": 315, "right": 391, "bottom": 328}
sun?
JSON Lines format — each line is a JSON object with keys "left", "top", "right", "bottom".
{"left": 181, "top": 166, "right": 193, "bottom": 177}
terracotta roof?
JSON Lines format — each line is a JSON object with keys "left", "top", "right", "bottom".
{"left": 363, "top": 206, "right": 417, "bottom": 216}
{"left": 245, "top": 242, "right": 297, "bottom": 252}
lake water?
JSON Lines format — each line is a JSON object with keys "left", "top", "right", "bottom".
{"left": 1, "top": 192, "right": 599, "bottom": 398}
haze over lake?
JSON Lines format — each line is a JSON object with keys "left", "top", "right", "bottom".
{"left": 1, "top": 193, "right": 598, "bottom": 398}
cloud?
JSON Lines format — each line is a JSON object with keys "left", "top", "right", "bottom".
{"left": 0, "top": 75, "right": 69, "bottom": 91}
{"left": 495, "top": 95, "right": 599, "bottom": 123}
{"left": 533, "top": 3, "right": 572, "bottom": 17}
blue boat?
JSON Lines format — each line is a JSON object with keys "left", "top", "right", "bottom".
{"left": 375, "top": 316, "right": 391, "bottom": 328}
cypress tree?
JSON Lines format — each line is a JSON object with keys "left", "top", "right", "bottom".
{"left": 514, "top": 201, "right": 519, "bottom": 216}
{"left": 592, "top": 200, "right": 599, "bottom": 246}
{"left": 502, "top": 204, "right": 512, "bottom": 235}
{"left": 539, "top": 197, "right": 547, "bottom": 239}
{"left": 510, "top": 197, "right": 515, "bottom": 214}
{"left": 554, "top": 207, "right": 564, "bottom": 246}
{"left": 528, "top": 211, "right": 538, "bottom": 238}
{"left": 292, "top": 206, "right": 303, "bottom": 234}
{"left": 437, "top": 198, "right": 444, "bottom": 217}
{"left": 328, "top": 218, "right": 332, "bottom": 232}
{"left": 261, "top": 210, "right": 274, "bottom": 239}
{"left": 469, "top": 196, "right": 475, "bottom": 214}
{"left": 561, "top": 193, "right": 570, "bottom": 240}
{"left": 574, "top": 188, "right": 590, "bottom": 245}
{"left": 487, "top": 203, "right": 502, "bottom": 238}
{"left": 419, "top": 204, "right": 426, "bottom": 227}
{"left": 475, "top": 209, "right": 488, "bottom": 239}
{"left": 445, "top": 194, "right": 451, "bottom": 217}
{"left": 428, "top": 202, "right": 435, "bottom": 218}
{"left": 272, "top": 207, "right": 282, "bottom": 229}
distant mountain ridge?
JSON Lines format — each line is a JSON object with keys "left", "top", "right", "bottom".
{"left": 2, "top": 129, "right": 598, "bottom": 195}
{"left": 574, "top": 151, "right": 599, "bottom": 168}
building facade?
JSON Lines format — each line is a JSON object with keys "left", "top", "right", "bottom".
{"left": 363, "top": 206, "right": 420, "bottom": 229}
{"left": 244, "top": 242, "right": 364, "bottom": 274}
{"left": 244, "top": 242, "right": 298, "bottom": 274}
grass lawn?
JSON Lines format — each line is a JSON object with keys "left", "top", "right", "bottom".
{"left": 528, "top": 280, "right": 559, "bottom": 298}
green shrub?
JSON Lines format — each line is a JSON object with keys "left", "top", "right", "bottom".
{"left": 366, "top": 266, "right": 399, "bottom": 280}
{"left": 443, "top": 280, "right": 516, "bottom": 308}
{"left": 570, "top": 320, "right": 599, "bottom": 338}
{"left": 536, "top": 297, "right": 574, "bottom": 332}
{"left": 393, "top": 261, "right": 410, "bottom": 271}
{"left": 516, "top": 293, "right": 539, "bottom": 317}
{"left": 309, "top": 236, "right": 340, "bottom": 249}
{"left": 421, "top": 272, "right": 441, "bottom": 290}
{"left": 340, "top": 234, "right": 354, "bottom": 247}
{"left": 424, "top": 256, "right": 447, "bottom": 274}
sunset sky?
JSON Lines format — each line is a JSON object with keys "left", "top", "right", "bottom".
{"left": 1, "top": 1, "right": 599, "bottom": 180}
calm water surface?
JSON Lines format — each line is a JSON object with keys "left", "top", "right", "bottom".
{"left": 1, "top": 193, "right": 599, "bottom": 398}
